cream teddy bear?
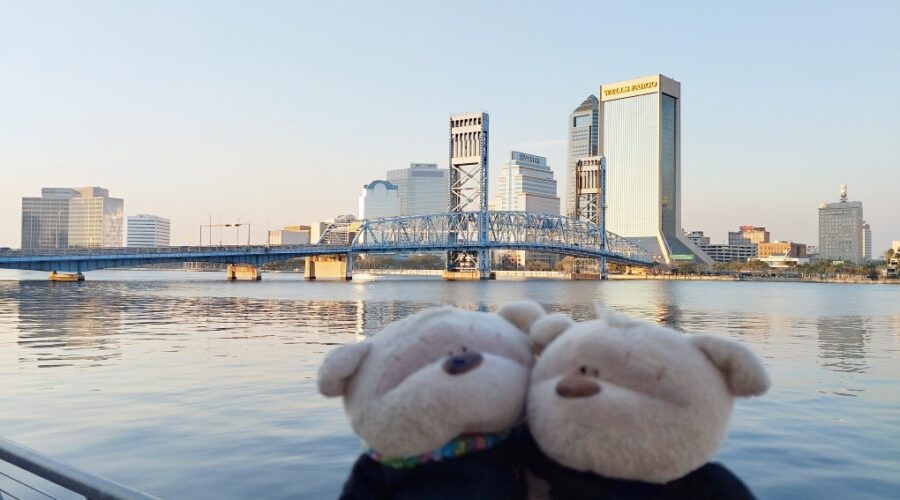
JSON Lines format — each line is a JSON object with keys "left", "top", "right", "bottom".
{"left": 520, "top": 308, "right": 770, "bottom": 499}
{"left": 318, "top": 301, "right": 545, "bottom": 499}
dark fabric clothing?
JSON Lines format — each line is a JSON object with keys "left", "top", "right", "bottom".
{"left": 338, "top": 440, "right": 526, "bottom": 500}
{"left": 514, "top": 425, "right": 756, "bottom": 500}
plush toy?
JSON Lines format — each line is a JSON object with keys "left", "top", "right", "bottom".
{"left": 318, "top": 301, "right": 545, "bottom": 499}
{"left": 520, "top": 309, "right": 770, "bottom": 500}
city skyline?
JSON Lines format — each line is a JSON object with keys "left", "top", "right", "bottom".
{"left": 2, "top": 2, "right": 897, "bottom": 252}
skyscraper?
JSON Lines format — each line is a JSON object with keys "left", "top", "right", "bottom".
{"left": 358, "top": 180, "right": 400, "bottom": 220}
{"left": 567, "top": 96, "right": 599, "bottom": 218}
{"left": 598, "top": 74, "right": 709, "bottom": 264}
{"left": 127, "top": 214, "right": 170, "bottom": 247}
{"left": 21, "top": 187, "right": 123, "bottom": 249}
{"left": 819, "top": 185, "right": 864, "bottom": 264}
{"left": 386, "top": 164, "right": 448, "bottom": 216}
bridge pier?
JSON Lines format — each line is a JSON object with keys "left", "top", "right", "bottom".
{"left": 442, "top": 269, "right": 495, "bottom": 280}
{"left": 304, "top": 255, "right": 352, "bottom": 280}
{"left": 226, "top": 264, "right": 261, "bottom": 281}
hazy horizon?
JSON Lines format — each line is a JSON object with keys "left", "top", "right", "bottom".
{"left": 2, "top": 1, "right": 898, "bottom": 253}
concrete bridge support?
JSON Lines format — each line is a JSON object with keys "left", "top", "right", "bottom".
{"left": 226, "top": 264, "right": 261, "bottom": 281}
{"left": 304, "top": 255, "right": 352, "bottom": 280}
{"left": 442, "top": 269, "right": 495, "bottom": 280}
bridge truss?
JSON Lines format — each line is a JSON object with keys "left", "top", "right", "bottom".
{"left": 0, "top": 211, "right": 651, "bottom": 273}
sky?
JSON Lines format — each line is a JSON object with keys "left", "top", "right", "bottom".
{"left": 2, "top": 1, "right": 898, "bottom": 253}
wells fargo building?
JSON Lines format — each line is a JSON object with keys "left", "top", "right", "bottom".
{"left": 599, "top": 74, "right": 710, "bottom": 264}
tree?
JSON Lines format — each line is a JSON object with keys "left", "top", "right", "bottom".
{"left": 526, "top": 260, "right": 550, "bottom": 271}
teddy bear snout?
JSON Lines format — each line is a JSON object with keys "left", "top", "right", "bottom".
{"left": 442, "top": 352, "right": 483, "bottom": 375}
{"left": 556, "top": 374, "right": 601, "bottom": 399}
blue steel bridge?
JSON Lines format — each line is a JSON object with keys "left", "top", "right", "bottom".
{"left": 0, "top": 211, "right": 652, "bottom": 278}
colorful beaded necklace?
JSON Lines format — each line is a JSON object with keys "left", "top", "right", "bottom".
{"left": 367, "top": 431, "right": 509, "bottom": 470}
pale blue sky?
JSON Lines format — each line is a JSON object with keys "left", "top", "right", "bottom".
{"left": 2, "top": 1, "right": 898, "bottom": 252}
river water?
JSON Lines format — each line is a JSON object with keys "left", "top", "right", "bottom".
{"left": 0, "top": 270, "right": 898, "bottom": 499}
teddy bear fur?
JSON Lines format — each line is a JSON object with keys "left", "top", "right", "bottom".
{"left": 522, "top": 308, "right": 770, "bottom": 498}
{"left": 318, "top": 300, "right": 546, "bottom": 499}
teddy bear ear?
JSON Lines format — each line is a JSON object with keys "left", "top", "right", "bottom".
{"left": 530, "top": 313, "right": 575, "bottom": 354}
{"left": 690, "top": 335, "right": 771, "bottom": 397}
{"left": 317, "top": 341, "right": 371, "bottom": 397}
{"left": 496, "top": 300, "right": 546, "bottom": 335}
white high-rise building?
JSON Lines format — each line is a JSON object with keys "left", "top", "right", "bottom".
{"left": 599, "top": 75, "right": 710, "bottom": 265}
{"left": 358, "top": 180, "right": 400, "bottom": 220}
{"left": 819, "top": 185, "right": 865, "bottom": 264}
{"left": 127, "top": 214, "right": 170, "bottom": 247}
{"left": 491, "top": 151, "right": 560, "bottom": 269}
{"left": 862, "top": 222, "right": 872, "bottom": 262}
{"left": 386, "top": 164, "right": 448, "bottom": 216}
{"left": 492, "top": 151, "right": 560, "bottom": 214}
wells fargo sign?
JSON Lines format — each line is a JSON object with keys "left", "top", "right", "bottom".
{"left": 600, "top": 77, "right": 659, "bottom": 101}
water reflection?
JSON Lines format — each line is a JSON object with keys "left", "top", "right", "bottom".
{"left": 817, "top": 316, "right": 870, "bottom": 374}
{"left": 13, "top": 281, "right": 124, "bottom": 367}
{"left": 0, "top": 275, "right": 897, "bottom": 499}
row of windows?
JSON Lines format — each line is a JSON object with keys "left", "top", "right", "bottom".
{"left": 451, "top": 117, "right": 483, "bottom": 128}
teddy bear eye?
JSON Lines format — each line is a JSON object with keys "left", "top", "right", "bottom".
{"left": 461, "top": 346, "right": 468, "bottom": 353}
{"left": 579, "top": 366, "right": 587, "bottom": 375}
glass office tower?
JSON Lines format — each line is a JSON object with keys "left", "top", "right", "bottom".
{"left": 566, "top": 95, "right": 599, "bottom": 218}
{"left": 599, "top": 74, "right": 709, "bottom": 264}
{"left": 20, "top": 187, "right": 123, "bottom": 249}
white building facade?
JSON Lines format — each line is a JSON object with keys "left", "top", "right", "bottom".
{"left": 491, "top": 151, "right": 560, "bottom": 269}
{"left": 127, "top": 214, "right": 170, "bottom": 247}
{"left": 386, "top": 163, "right": 448, "bottom": 216}
{"left": 818, "top": 185, "right": 864, "bottom": 264}
{"left": 358, "top": 180, "right": 400, "bottom": 220}
{"left": 599, "top": 75, "right": 710, "bottom": 265}
{"left": 493, "top": 151, "right": 560, "bottom": 214}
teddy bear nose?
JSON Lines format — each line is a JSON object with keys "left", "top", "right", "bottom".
{"left": 443, "top": 352, "right": 483, "bottom": 375}
{"left": 556, "top": 374, "right": 601, "bottom": 399}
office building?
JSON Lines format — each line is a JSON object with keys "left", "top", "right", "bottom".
{"left": 386, "top": 164, "right": 448, "bottom": 216}
{"left": 492, "top": 151, "right": 560, "bottom": 214}
{"left": 728, "top": 226, "right": 770, "bottom": 246}
{"left": 491, "top": 151, "right": 560, "bottom": 268}
{"left": 685, "top": 231, "right": 710, "bottom": 247}
{"left": 567, "top": 95, "right": 599, "bottom": 217}
{"left": 818, "top": 185, "right": 864, "bottom": 263}
{"left": 21, "top": 186, "right": 123, "bottom": 249}
{"left": 358, "top": 180, "right": 400, "bottom": 220}
{"left": 127, "top": 214, "right": 170, "bottom": 247}
{"left": 758, "top": 241, "right": 807, "bottom": 259}
{"left": 862, "top": 222, "right": 871, "bottom": 262}
{"left": 598, "top": 75, "right": 710, "bottom": 264}
{"left": 268, "top": 225, "right": 311, "bottom": 246}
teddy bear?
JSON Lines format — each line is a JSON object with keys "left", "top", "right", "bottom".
{"left": 318, "top": 300, "right": 546, "bottom": 499}
{"left": 518, "top": 308, "right": 771, "bottom": 499}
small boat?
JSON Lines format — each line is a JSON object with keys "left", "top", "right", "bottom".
{"left": 49, "top": 271, "right": 85, "bottom": 282}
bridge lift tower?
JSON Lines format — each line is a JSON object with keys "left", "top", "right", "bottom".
{"left": 446, "top": 112, "right": 492, "bottom": 279}
{"left": 574, "top": 156, "right": 608, "bottom": 279}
